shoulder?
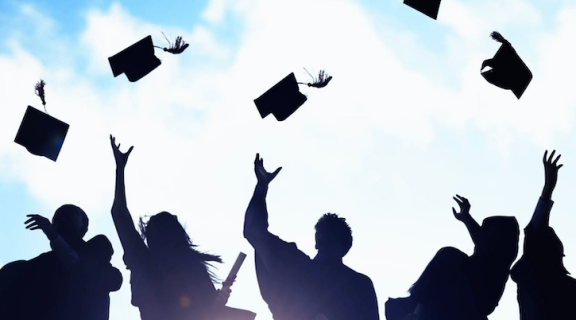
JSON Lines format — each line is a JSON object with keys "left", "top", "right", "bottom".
{"left": 343, "top": 265, "right": 375, "bottom": 288}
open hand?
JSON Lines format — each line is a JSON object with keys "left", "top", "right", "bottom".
{"left": 25, "top": 214, "right": 58, "bottom": 241}
{"left": 452, "top": 195, "right": 471, "bottom": 222}
{"left": 110, "top": 135, "right": 134, "bottom": 170}
{"left": 254, "top": 153, "right": 282, "bottom": 186}
{"left": 542, "top": 150, "right": 563, "bottom": 200}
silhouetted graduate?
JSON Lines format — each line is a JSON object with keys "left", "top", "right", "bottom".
{"left": 244, "top": 154, "right": 379, "bottom": 320}
{"left": 254, "top": 69, "right": 332, "bottom": 121}
{"left": 14, "top": 80, "right": 69, "bottom": 161}
{"left": 481, "top": 32, "right": 532, "bottom": 99}
{"left": 110, "top": 136, "right": 254, "bottom": 320}
{"left": 511, "top": 151, "right": 576, "bottom": 320}
{"left": 0, "top": 205, "right": 122, "bottom": 320}
{"left": 109, "top": 33, "right": 188, "bottom": 82}
{"left": 386, "top": 196, "right": 519, "bottom": 320}
{"left": 404, "top": 0, "right": 441, "bottom": 19}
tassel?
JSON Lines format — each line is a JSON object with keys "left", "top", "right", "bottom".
{"left": 34, "top": 79, "right": 47, "bottom": 113}
{"left": 299, "top": 69, "right": 333, "bottom": 88}
{"left": 490, "top": 31, "right": 510, "bottom": 45}
{"left": 155, "top": 32, "right": 189, "bottom": 54}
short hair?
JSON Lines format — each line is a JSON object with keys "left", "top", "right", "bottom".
{"left": 52, "top": 204, "right": 89, "bottom": 234}
{"left": 314, "top": 213, "right": 353, "bottom": 256}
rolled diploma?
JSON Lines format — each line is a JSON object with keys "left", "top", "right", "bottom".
{"left": 224, "top": 252, "right": 247, "bottom": 287}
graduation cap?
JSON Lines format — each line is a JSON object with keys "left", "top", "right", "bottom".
{"left": 481, "top": 32, "right": 532, "bottom": 99}
{"left": 14, "top": 80, "right": 69, "bottom": 161}
{"left": 254, "top": 70, "right": 332, "bottom": 121}
{"left": 108, "top": 33, "right": 189, "bottom": 82}
{"left": 404, "top": 0, "right": 441, "bottom": 20}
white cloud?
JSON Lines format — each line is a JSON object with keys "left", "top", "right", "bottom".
{"left": 2, "top": 1, "right": 576, "bottom": 320}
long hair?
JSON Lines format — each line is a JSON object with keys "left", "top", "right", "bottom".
{"left": 139, "top": 212, "right": 222, "bottom": 281}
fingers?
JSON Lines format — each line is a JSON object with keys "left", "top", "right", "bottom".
{"left": 127, "top": 146, "right": 134, "bottom": 156}
{"left": 549, "top": 150, "right": 556, "bottom": 163}
{"left": 543, "top": 150, "right": 548, "bottom": 164}
{"left": 553, "top": 154, "right": 562, "bottom": 166}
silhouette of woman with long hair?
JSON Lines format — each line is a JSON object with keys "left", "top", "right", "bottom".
{"left": 386, "top": 196, "right": 519, "bottom": 320}
{"left": 511, "top": 150, "right": 576, "bottom": 320}
{"left": 109, "top": 135, "right": 230, "bottom": 320}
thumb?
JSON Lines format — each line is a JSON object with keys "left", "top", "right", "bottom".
{"left": 271, "top": 167, "right": 282, "bottom": 179}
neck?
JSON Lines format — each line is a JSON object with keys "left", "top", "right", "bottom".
{"left": 314, "top": 251, "right": 343, "bottom": 264}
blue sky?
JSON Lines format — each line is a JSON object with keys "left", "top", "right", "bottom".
{"left": 2, "top": 0, "right": 576, "bottom": 319}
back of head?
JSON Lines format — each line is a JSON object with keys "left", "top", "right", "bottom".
{"left": 315, "top": 213, "right": 353, "bottom": 258}
{"left": 481, "top": 216, "right": 520, "bottom": 264}
{"left": 86, "top": 235, "right": 114, "bottom": 263}
{"left": 52, "top": 204, "right": 89, "bottom": 248}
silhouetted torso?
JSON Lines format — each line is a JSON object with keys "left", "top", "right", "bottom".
{"left": 254, "top": 235, "right": 378, "bottom": 320}
{"left": 511, "top": 223, "right": 576, "bottom": 320}
{"left": 123, "top": 242, "right": 218, "bottom": 320}
{"left": 0, "top": 237, "right": 122, "bottom": 320}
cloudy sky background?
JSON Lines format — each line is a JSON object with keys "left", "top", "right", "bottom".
{"left": 2, "top": 0, "right": 576, "bottom": 319}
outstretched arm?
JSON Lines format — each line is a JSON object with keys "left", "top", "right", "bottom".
{"left": 24, "top": 214, "right": 79, "bottom": 269}
{"left": 529, "top": 150, "right": 563, "bottom": 231}
{"left": 452, "top": 195, "right": 483, "bottom": 247}
{"left": 110, "top": 135, "right": 144, "bottom": 254}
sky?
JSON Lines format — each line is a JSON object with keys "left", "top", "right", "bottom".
{"left": 1, "top": 0, "right": 576, "bottom": 319}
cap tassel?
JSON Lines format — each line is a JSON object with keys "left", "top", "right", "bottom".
{"left": 154, "top": 32, "right": 189, "bottom": 54}
{"left": 490, "top": 31, "right": 510, "bottom": 45}
{"left": 34, "top": 79, "right": 47, "bottom": 113}
{"left": 299, "top": 69, "right": 333, "bottom": 88}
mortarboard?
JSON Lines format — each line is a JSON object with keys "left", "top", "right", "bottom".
{"left": 15, "top": 105, "right": 69, "bottom": 162}
{"left": 254, "top": 70, "right": 332, "bottom": 121}
{"left": 481, "top": 32, "right": 532, "bottom": 99}
{"left": 404, "top": 0, "right": 441, "bottom": 20}
{"left": 109, "top": 36, "right": 162, "bottom": 82}
{"left": 14, "top": 80, "right": 69, "bottom": 162}
{"left": 109, "top": 34, "right": 189, "bottom": 82}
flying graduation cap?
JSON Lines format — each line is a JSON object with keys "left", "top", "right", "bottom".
{"left": 254, "top": 69, "right": 332, "bottom": 121}
{"left": 481, "top": 32, "right": 532, "bottom": 99}
{"left": 14, "top": 80, "right": 69, "bottom": 161}
{"left": 404, "top": 0, "right": 441, "bottom": 20}
{"left": 108, "top": 33, "right": 189, "bottom": 82}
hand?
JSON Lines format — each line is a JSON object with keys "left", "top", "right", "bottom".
{"left": 254, "top": 153, "right": 282, "bottom": 186}
{"left": 110, "top": 135, "right": 134, "bottom": 170}
{"left": 452, "top": 195, "right": 471, "bottom": 222}
{"left": 542, "top": 150, "right": 563, "bottom": 200}
{"left": 214, "top": 286, "right": 232, "bottom": 307}
{"left": 25, "top": 214, "right": 58, "bottom": 241}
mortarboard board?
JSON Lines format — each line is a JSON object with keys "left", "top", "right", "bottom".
{"left": 404, "top": 0, "right": 441, "bottom": 20}
{"left": 254, "top": 73, "right": 308, "bottom": 121}
{"left": 14, "top": 105, "right": 69, "bottom": 161}
{"left": 108, "top": 36, "right": 162, "bottom": 82}
{"left": 481, "top": 32, "right": 532, "bottom": 99}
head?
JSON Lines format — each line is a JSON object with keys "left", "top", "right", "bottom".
{"left": 140, "top": 212, "right": 191, "bottom": 252}
{"left": 481, "top": 216, "right": 520, "bottom": 265}
{"left": 52, "top": 204, "right": 89, "bottom": 248}
{"left": 86, "top": 235, "right": 114, "bottom": 263}
{"left": 314, "top": 213, "right": 353, "bottom": 259}
{"left": 139, "top": 212, "right": 222, "bottom": 279}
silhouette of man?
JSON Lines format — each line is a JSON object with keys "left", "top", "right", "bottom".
{"left": 0, "top": 204, "right": 122, "bottom": 320}
{"left": 511, "top": 150, "right": 576, "bottom": 320}
{"left": 244, "top": 154, "right": 379, "bottom": 320}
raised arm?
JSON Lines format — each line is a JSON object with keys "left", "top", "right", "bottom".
{"left": 529, "top": 150, "right": 563, "bottom": 231}
{"left": 110, "top": 135, "right": 144, "bottom": 253}
{"left": 452, "top": 195, "right": 483, "bottom": 247}
{"left": 243, "top": 153, "right": 282, "bottom": 243}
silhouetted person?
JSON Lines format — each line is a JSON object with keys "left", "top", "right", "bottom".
{"left": 511, "top": 150, "right": 576, "bottom": 320}
{"left": 0, "top": 205, "right": 122, "bottom": 320}
{"left": 244, "top": 154, "right": 379, "bottom": 320}
{"left": 110, "top": 135, "right": 233, "bottom": 320}
{"left": 386, "top": 196, "right": 519, "bottom": 320}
